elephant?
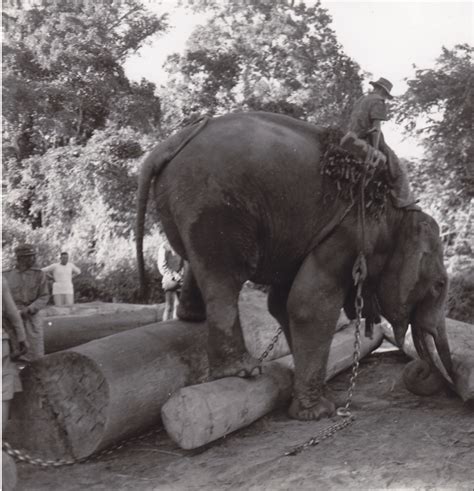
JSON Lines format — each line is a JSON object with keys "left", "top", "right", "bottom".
{"left": 136, "top": 111, "right": 453, "bottom": 421}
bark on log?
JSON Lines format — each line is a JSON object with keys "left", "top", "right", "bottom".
{"left": 162, "top": 322, "right": 384, "bottom": 449}
{"left": 382, "top": 318, "right": 474, "bottom": 401}
{"left": 44, "top": 305, "right": 164, "bottom": 353}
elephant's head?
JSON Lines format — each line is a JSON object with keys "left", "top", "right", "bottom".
{"left": 378, "top": 211, "right": 453, "bottom": 379}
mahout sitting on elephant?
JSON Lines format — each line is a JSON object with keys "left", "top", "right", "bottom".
{"left": 136, "top": 111, "right": 453, "bottom": 421}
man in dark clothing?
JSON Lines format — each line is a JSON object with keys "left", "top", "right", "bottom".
{"left": 348, "top": 77, "right": 418, "bottom": 209}
{"left": 3, "top": 244, "right": 49, "bottom": 361}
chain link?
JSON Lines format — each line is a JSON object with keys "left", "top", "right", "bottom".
{"left": 2, "top": 427, "right": 163, "bottom": 468}
{"left": 258, "top": 327, "right": 284, "bottom": 363}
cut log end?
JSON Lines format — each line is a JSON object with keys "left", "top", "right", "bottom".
{"left": 162, "top": 363, "right": 292, "bottom": 450}
{"left": 7, "top": 353, "right": 108, "bottom": 460}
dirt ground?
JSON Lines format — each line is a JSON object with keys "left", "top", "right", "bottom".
{"left": 13, "top": 344, "right": 474, "bottom": 491}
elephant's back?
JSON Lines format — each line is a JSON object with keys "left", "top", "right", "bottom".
{"left": 161, "top": 112, "right": 326, "bottom": 205}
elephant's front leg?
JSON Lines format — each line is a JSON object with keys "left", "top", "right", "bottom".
{"left": 287, "top": 252, "right": 347, "bottom": 420}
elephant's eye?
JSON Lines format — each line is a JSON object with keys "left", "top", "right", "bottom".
{"left": 432, "top": 280, "right": 445, "bottom": 296}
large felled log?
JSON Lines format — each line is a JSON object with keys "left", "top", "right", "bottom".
{"left": 162, "top": 322, "right": 384, "bottom": 449}
{"left": 42, "top": 301, "right": 162, "bottom": 318}
{"left": 382, "top": 319, "right": 474, "bottom": 401}
{"left": 162, "top": 356, "right": 294, "bottom": 450}
{"left": 44, "top": 305, "right": 164, "bottom": 353}
{"left": 6, "top": 321, "right": 209, "bottom": 460}
{"left": 5, "top": 293, "right": 291, "bottom": 460}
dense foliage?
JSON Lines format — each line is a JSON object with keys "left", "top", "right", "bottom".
{"left": 2, "top": 0, "right": 167, "bottom": 302}
{"left": 2, "top": 0, "right": 165, "bottom": 158}
{"left": 396, "top": 44, "right": 473, "bottom": 200}
{"left": 162, "top": 0, "right": 363, "bottom": 129}
{"left": 398, "top": 43, "right": 473, "bottom": 322}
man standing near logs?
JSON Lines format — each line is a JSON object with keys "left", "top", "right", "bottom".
{"left": 42, "top": 251, "right": 81, "bottom": 306}
{"left": 3, "top": 244, "right": 49, "bottom": 362}
{"left": 158, "top": 237, "right": 185, "bottom": 321}
{"left": 345, "top": 77, "right": 418, "bottom": 209}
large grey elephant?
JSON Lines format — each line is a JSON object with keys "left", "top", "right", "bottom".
{"left": 136, "top": 112, "right": 453, "bottom": 421}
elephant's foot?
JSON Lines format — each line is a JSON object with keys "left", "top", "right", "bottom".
{"left": 177, "top": 302, "right": 206, "bottom": 322}
{"left": 288, "top": 395, "right": 336, "bottom": 421}
{"left": 210, "top": 352, "right": 262, "bottom": 380}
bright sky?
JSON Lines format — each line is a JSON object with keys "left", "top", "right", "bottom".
{"left": 124, "top": 1, "right": 473, "bottom": 159}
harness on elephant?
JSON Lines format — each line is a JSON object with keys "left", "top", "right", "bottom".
{"left": 320, "top": 128, "right": 391, "bottom": 220}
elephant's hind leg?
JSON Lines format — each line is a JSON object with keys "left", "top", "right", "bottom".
{"left": 192, "top": 268, "right": 260, "bottom": 379}
{"left": 185, "top": 209, "right": 261, "bottom": 378}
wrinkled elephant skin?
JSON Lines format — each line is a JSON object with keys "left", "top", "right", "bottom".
{"left": 136, "top": 112, "right": 453, "bottom": 421}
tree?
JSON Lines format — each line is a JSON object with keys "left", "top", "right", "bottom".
{"left": 162, "top": 0, "right": 363, "bottom": 131}
{"left": 2, "top": 0, "right": 166, "bottom": 158}
{"left": 3, "top": 123, "right": 156, "bottom": 240}
{"left": 395, "top": 44, "right": 473, "bottom": 199}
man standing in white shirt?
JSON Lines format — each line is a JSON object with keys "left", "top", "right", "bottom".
{"left": 157, "top": 238, "right": 184, "bottom": 321}
{"left": 42, "top": 252, "right": 81, "bottom": 306}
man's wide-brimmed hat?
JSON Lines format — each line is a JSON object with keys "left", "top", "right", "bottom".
{"left": 15, "top": 243, "right": 36, "bottom": 257}
{"left": 370, "top": 77, "right": 393, "bottom": 99}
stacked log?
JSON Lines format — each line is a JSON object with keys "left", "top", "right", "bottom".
{"left": 6, "top": 321, "right": 208, "bottom": 460}
{"left": 44, "top": 305, "right": 164, "bottom": 353}
{"left": 6, "top": 302, "right": 290, "bottom": 460}
{"left": 42, "top": 302, "right": 164, "bottom": 317}
{"left": 7, "top": 284, "right": 384, "bottom": 459}
{"left": 162, "top": 322, "right": 384, "bottom": 449}
{"left": 42, "top": 292, "right": 349, "bottom": 357}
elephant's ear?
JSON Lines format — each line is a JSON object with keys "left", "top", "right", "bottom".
{"left": 398, "top": 220, "right": 433, "bottom": 307}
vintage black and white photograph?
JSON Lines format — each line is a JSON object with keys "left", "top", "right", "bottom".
{"left": 2, "top": 0, "right": 473, "bottom": 489}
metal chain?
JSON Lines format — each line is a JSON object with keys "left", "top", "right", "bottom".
{"left": 258, "top": 327, "right": 284, "bottom": 363}
{"left": 2, "top": 427, "right": 163, "bottom": 468}
{"left": 284, "top": 303, "right": 363, "bottom": 456}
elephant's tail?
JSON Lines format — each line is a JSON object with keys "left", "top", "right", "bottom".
{"left": 136, "top": 116, "right": 210, "bottom": 300}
